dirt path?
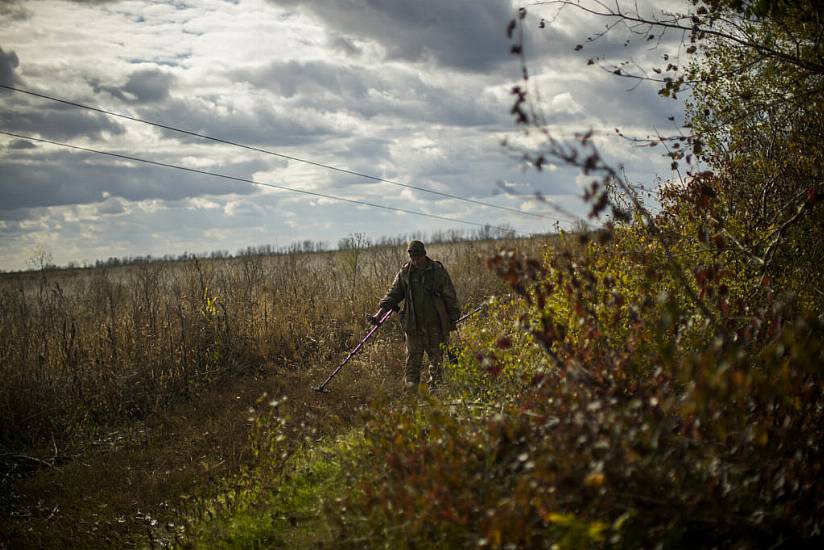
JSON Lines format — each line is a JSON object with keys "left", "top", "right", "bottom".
{"left": 0, "top": 348, "right": 404, "bottom": 549}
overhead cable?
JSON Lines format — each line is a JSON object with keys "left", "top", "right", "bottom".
{"left": 0, "top": 83, "right": 562, "bottom": 222}
{"left": 0, "top": 129, "right": 523, "bottom": 234}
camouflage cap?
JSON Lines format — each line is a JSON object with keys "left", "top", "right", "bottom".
{"left": 407, "top": 240, "right": 426, "bottom": 257}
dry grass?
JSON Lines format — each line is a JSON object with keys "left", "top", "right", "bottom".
{"left": 0, "top": 235, "right": 552, "bottom": 548}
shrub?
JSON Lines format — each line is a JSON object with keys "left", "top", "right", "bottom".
{"left": 332, "top": 231, "right": 824, "bottom": 548}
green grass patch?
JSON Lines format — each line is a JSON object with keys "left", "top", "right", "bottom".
{"left": 184, "top": 429, "right": 363, "bottom": 548}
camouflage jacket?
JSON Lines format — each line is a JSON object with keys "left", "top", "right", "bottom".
{"left": 379, "top": 257, "right": 460, "bottom": 335}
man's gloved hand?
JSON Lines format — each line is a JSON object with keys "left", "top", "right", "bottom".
{"left": 366, "top": 314, "right": 380, "bottom": 326}
{"left": 449, "top": 320, "right": 458, "bottom": 332}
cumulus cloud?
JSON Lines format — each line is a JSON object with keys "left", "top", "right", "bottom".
{"left": 231, "top": 59, "right": 502, "bottom": 127}
{"left": 550, "top": 92, "right": 583, "bottom": 114}
{"left": 140, "top": 95, "right": 347, "bottom": 146}
{"left": 268, "top": 0, "right": 518, "bottom": 72}
{"left": 233, "top": 59, "right": 369, "bottom": 100}
{"left": 96, "top": 197, "right": 126, "bottom": 215}
{"left": 94, "top": 68, "right": 176, "bottom": 103}
{"left": 0, "top": 3, "right": 30, "bottom": 22}
{"left": 6, "top": 138, "right": 35, "bottom": 150}
{"left": 0, "top": 149, "right": 268, "bottom": 214}
{"left": 224, "top": 198, "right": 265, "bottom": 217}
{"left": 0, "top": 46, "right": 20, "bottom": 86}
{"left": 328, "top": 33, "right": 362, "bottom": 57}
{"left": 0, "top": 105, "right": 126, "bottom": 141}
{"left": 0, "top": 48, "right": 127, "bottom": 140}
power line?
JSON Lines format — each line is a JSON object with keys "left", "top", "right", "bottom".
{"left": 0, "top": 129, "right": 523, "bottom": 234}
{"left": 0, "top": 83, "right": 563, "bottom": 222}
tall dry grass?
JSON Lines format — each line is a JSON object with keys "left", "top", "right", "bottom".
{"left": 0, "top": 236, "right": 551, "bottom": 452}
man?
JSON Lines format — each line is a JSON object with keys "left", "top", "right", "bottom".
{"left": 370, "top": 240, "right": 460, "bottom": 393}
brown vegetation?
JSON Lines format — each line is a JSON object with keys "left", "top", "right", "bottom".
{"left": 0, "top": 234, "right": 547, "bottom": 548}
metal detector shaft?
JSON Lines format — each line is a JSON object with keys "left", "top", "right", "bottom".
{"left": 313, "top": 308, "right": 394, "bottom": 393}
{"left": 457, "top": 301, "right": 487, "bottom": 324}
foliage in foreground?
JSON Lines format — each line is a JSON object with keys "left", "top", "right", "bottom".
{"left": 331, "top": 228, "right": 822, "bottom": 548}
{"left": 178, "top": 399, "right": 376, "bottom": 549}
{"left": 309, "top": 2, "right": 824, "bottom": 547}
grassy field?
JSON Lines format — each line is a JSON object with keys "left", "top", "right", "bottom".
{"left": 3, "top": 224, "right": 821, "bottom": 549}
{"left": 0, "top": 235, "right": 550, "bottom": 548}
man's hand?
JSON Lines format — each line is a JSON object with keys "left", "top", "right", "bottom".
{"left": 367, "top": 308, "right": 386, "bottom": 325}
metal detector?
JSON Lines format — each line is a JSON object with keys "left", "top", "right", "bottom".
{"left": 456, "top": 301, "right": 486, "bottom": 323}
{"left": 312, "top": 308, "right": 394, "bottom": 393}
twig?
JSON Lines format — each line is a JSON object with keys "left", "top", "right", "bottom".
{"left": 530, "top": 0, "right": 824, "bottom": 74}
{"left": 0, "top": 453, "right": 56, "bottom": 469}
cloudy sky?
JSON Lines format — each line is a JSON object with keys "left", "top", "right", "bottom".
{"left": 0, "top": 0, "right": 687, "bottom": 270}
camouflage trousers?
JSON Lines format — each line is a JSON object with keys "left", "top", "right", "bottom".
{"left": 404, "top": 325, "right": 447, "bottom": 392}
